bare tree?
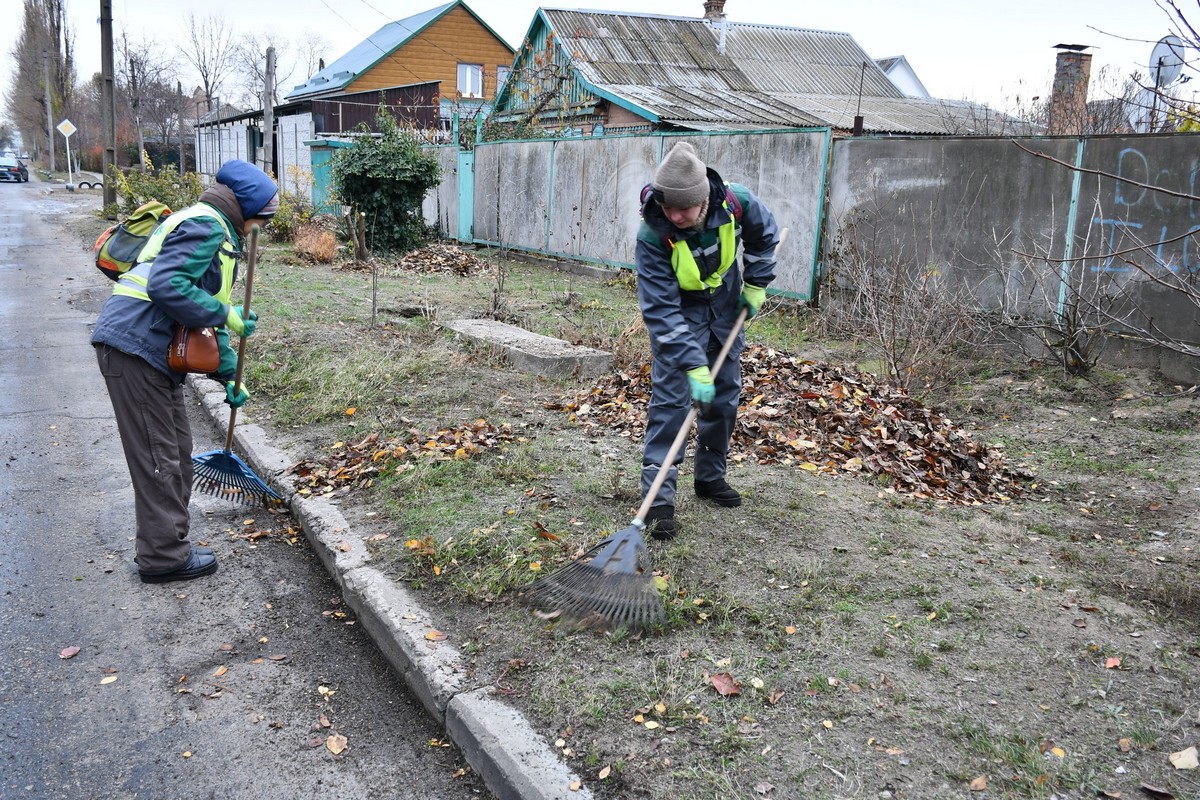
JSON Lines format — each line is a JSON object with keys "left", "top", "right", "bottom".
{"left": 4, "top": 0, "right": 74, "bottom": 164}
{"left": 182, "top": 12, "right": 237, "bottom": 112}
{"left": 115, "top": 30, "right": 181, "bottom": 170}
{"left": 1090, "top": 1, "right": 1200, "bottom": 132}
{"left": 294, "top": 31, "right": 332, "bottom": 86}
{"left": 232, "top": 30, "right": 329, "bottom": 108}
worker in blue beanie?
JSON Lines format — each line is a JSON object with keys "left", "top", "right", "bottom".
{"left": 92, "top": 159, "right": 279, "bottom": 583}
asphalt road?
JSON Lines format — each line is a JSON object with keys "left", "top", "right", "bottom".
{"left": 0, "top": 180, "right": 491, "bottom": 799}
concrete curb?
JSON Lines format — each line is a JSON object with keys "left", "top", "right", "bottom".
{"left": 190, "top": 378, "right": 594, "bottom": 800}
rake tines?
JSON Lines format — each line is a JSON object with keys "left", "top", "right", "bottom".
{"left": 522, "top": 523, "right": 665, "bottom": 632}
{"left": 192, "top": 450, "right": 282, "bottom": 507}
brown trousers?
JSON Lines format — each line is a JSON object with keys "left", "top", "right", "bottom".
{"left": 95, "top": 345, "right": 193, "bottom": 573}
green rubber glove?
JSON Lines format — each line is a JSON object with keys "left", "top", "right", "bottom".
{"left": 224, "top": 381, "right": 250, "bottom": 408}
{"left": 225, "top": 305, "right": 257, "bottom": 338}
{"left": 739, "top": 284, "right": 766, "bottom": 318}
{"left": 686, "top": 365, "right": 715, "bottom": 418}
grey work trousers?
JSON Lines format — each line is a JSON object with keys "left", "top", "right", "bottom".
{"left": 640, "top": 343, "right": 742, "bottom": 508}
{"left": 95, "top": 345, "right": 193, "bottom": 573}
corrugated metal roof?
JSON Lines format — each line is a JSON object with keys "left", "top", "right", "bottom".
{"left": 535, "top": 8, "right": 1021, "bottom": 134}
{"left": 286, "top": 2, "right": 455, "bottom": 100}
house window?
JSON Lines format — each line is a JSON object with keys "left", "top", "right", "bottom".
{"left": 496, "top": 66, "right": 511, "bottom": 93}
{"left": 457, "top": 63, "right": 483, "bottom": 98}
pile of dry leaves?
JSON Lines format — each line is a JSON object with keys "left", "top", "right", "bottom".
{"left": 555, "top": 345, "right": 1036, "bottom": 505}
{"left": 288, "top": 420, "right": 516, "bottom": 498}
{"left": 391, "top": 242, "right": 492, "bottom": 276}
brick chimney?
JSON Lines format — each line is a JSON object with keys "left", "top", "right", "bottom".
{"left": 1047, "top": 44, "right": 1092, "bottom": 135}
{"left": 703, "top": 0, "right": 726, "bottom": 20}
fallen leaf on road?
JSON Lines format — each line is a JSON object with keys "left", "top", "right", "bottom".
{"left": 1105, "top": 657, "right": 1121, "bottom": 669}
{"left": 969, "top": 776, "right": 987, "bottom": 791}
{"left": 326, "top": 734, "right": 348, "bottom": 755}
{"left": 100, "top": 675, "right": 118, "bottom": 685}
{"left": 425, "top": 630, "right": 448, "bottom": 641}
{"left": 59, "top": 646, "right": 80, "bottom": 659}
{"left": 598, "top": 765, "right": 611, "bottom": 779}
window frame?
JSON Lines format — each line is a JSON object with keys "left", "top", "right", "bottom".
{"left": 457, "top": 63, "right": 483, "bottom": 99}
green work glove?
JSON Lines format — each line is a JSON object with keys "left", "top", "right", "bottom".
{"left": 739, "top": 284, "right": 766, "bottom": 318}
{"left": 224, "top": 381, "right": 250, "bottom": 408}
{"left": 686, "top": 365, "right": 715, "bottom": 418}
{"left": 225, "top": 305, "right": 257, "bottom": 338}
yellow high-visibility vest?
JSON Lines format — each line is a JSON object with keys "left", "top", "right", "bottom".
{"left": 111, "top": 205, "right": 237, "bottom": 304}
{"left": 668, "top": 199, "right": 737, "bottom": 291}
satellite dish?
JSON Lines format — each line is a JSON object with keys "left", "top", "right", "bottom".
{"left": 1149, "top": 35, "right": 1185, "bottom": 87}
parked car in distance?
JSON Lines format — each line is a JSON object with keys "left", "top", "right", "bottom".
{"left": 0, "top": 156, "right": 29, "bottom": 182}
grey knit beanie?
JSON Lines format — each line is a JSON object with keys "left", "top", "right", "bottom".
{"left": 653, "top": 142, "right": 709, "bottom": 209}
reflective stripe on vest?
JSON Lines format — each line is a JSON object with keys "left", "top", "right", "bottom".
{"left": 111, "top": 205, "right": 237, "bottom": 303}
{"left": 669, "top": 200, "right": 738, "bottom": 292}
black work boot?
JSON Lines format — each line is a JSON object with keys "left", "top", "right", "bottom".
{"left": 644, "top": 505, "right": 676, "bottom": 541}
{"left": 694, "top": 478, "right": 742, "bottom": 507}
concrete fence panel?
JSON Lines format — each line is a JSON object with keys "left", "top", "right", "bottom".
{"left": 545, "top": 136, "right": 658, "bottom": 264}
{"left": 1072, "top": 134, "right": 1200, "bottom": 346}
{"left": 474, "top": 140, "right": 554, "bottom": 250}
{"left": 826, "top": 136, "right": 1080, "bottom": 316}
{"left": 465, "top": 130, "right": 828, "bottom": 299}
{"left": 421, "top": 145, "right": 458, "bottom": 238}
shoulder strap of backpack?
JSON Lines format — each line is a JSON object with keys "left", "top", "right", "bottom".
{"left": 724, "top": 183, "right": 743, "bottom": 222}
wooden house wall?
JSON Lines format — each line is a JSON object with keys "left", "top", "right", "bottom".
{"left": 311, "top": 84, "right": 440, "bottom": 133}
{"left": 346, "top": 6, "right": 514, "bottom": 100}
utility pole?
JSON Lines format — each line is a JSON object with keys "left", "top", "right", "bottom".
{"left": 130, "top": 57, "right": 145, "bottom": 170}
{"left": 178, "top": 81, "right": 186, "bottom": 175}
{"left": 264, "top": 46, "right": 275, "bottom": 176}
{"left": 43, "top": 49, "right": 55, "bottom": 172}
{"left": 100, "top": 0, "right": 117, "bottom": 210}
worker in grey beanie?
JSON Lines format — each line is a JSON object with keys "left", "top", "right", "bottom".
{"left": 652, "top": 141, "right": 710, "bottom": 209}
{"left": 634, "top": 141, "right": 782, "bottom": 540}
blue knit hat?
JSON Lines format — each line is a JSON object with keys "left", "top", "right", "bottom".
{"left": 216, "top": 159, "right": 279, "bottom": 219}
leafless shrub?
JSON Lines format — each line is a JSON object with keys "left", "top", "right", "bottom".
{"left": 821, "top": 202, "right": 990, "bottom": 397}
{"left": 983, "top": 221, "right": 1112, "bottom": 377}
{"left": 991, "top": 169, "right": 1200, "bottom": 376}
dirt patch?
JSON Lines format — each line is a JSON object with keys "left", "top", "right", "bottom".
{"left": 65, "top": 210, "right": 1200, "bottom": 798}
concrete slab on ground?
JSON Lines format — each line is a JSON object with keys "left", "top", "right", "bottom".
{"left": 446, "top": 318, "right": 612, "bottom": 380}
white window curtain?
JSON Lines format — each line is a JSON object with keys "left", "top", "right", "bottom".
{"left": 457, "top": 64, "right": 483, "bottom": 98}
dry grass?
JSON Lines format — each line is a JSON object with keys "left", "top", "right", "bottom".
{"left": 293, "top": 224, "right": 339, "bottom": 263}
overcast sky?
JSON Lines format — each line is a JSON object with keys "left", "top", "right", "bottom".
{"left": 1, "top": 0, "right": 1192, "bottom": 122}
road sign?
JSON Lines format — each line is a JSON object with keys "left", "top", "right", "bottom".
{"left": 56, "top": 119, "right": 76, "bottom": 190}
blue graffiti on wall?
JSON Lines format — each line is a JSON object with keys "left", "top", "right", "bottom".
{"left": 1091, "top": 146, "right": 1200, "bottom": 274}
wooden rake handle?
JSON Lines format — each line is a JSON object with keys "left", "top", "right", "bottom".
{"left": 224, "top": 224, "right": 260, "bottom": 453}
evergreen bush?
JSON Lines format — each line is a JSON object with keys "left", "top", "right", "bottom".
{"left": 331, "top": 106, "right": 441, "bottom": 253}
